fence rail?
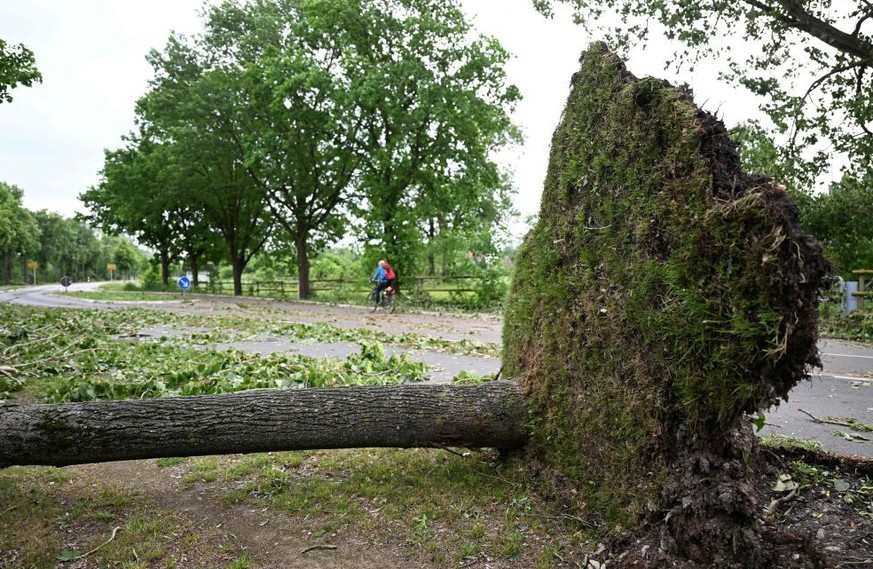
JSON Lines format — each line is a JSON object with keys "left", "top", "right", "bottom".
{"left": 195, "top": 275, "right": 492, "bottom": 300}
{"left": 851, "top": 270, "right": 873, "bottom": 310}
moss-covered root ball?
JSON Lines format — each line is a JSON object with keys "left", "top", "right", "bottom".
{"left": 503, "top": 42, "right": 829, "bottom": 530}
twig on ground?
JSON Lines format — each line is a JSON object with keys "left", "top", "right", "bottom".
{"left": 798, "top": 408, "right": 827, "bottom": 423}
{"left": 798, "top": 408, "right": 871, "bottom": 430}
{"left": 765, "top": 487, "right": 798, "bottom": 517}
{"left": 16, "top": 347, "right": 104, "bottom": 369}
{"left": 2, "top": 331, "right": 64, "bottom": 356}
{"left": 299, "top": 544, "right": 337, "bottom": 554}
{"left": 437, "top": 446, "right": 470, "bottom": 459}
{"left": 58, "top": 526, "right": 121, "bottom": 563}
{"left": 1, "top": 505, "right": 17, "bottom": 515}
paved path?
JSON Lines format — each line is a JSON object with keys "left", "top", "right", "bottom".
{"left": 5, "top": 283, "right": 873, "bottom": 458}
{"left": 762, "top": 339, "right": 873, "bottom": 457}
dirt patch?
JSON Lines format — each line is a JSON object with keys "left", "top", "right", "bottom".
{"left": 69, "top": 459, "right": 433, "bottom": 569}
{"left": 612, "top": 446, "right": 873, "bottom": 568}
{"left": 52, "top": 446, "right": 873, "bottom": 569}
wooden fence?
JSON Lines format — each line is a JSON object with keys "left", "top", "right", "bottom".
{"left": 851, "top": 269, "right": 873, "bottom": 310}
{"left": 196, "top": 275, "right": 485, "bottom": 299}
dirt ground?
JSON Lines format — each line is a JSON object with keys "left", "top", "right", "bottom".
{"left": 610, "top": 445, "right": 873, "bottom": 568}
{"left": 69, "top": 459, "right": 433, "bottom": 569}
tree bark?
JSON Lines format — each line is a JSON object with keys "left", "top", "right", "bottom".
{"left": 0, "top": 382, "right": 527, "bottom": 469}
{"left": 2, "top": 253, "right": 10, "bottom": 285}
{"left": 160, "top": 250, "right": 171, "bottom": 286}
{"left": 230, "top": 247, "right": 244, "bottom": 296}
{"left": 427, "top": 218, "right": 436, "bottom": 276}
{"left": 296, "top": 231, "right": 311, "bottom": 300}
{"left": 190, "top": 252, "right": 200, "bottom": 287}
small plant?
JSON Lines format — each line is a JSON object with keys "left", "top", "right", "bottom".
{"left": 759, "top": 433, "right": 824, "bottom": 452}
{"left": 452, "top": 370, "right": 494, "bottom": 384}
{"left": 227, "top": 554, "right": 251, "bottom": 569}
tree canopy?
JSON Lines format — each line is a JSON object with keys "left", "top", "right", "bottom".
{"left": 1, "top": 181, "right": 143, "bottom": 284}
{"left": 534, "top": 0, "right": 873, "bottom": 183}
{"left": 0, "top": 39, "right": 41, "bottom": 103}
{"left": 805, "top": 174, "right": 873, "bottom": 275}
{"left": 84, "top": 0, "right": 519, "bottom": 295}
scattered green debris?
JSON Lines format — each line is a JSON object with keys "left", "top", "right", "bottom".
{"left": 451, "top": 370, "right": 495, "bottom": 384}
{"left": 759, "top": 434, "right": 823, "bottom": 452}
{"left": 0, "top": 303, "right": 502, "bottom": 402}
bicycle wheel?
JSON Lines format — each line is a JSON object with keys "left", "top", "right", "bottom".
{"left": 385, "top": 292, "right": 396, "bottom": 314}
{"left": 367, "top": 291, "right": 379, "bottom": 312}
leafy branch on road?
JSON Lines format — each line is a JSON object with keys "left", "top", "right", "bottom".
{"left": 0, "top": 305, "right": 435, "bottom": 402}
{"left": 798, "top": 408, "right": 873, "bottom": 432}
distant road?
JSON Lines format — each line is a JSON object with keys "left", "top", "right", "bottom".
{"left": 4, "top": 282, "right": 873, "bottom": 458}
{"left": 0, "top": 282, "right": 108, "bottom": 308}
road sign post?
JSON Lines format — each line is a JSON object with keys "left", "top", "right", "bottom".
{"left": 26, "top": 261, "right": 38, "bottom": 284}
{"left": 107, "top": 263, "right": 117, "bottom": 281}
{"left": 177, "top": 276, "right": 191, "bottom": 297}
{"left": 60, "top": 276, "right": 73, "bottom": 292}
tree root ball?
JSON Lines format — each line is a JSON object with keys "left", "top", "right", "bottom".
{"left": 503, "top": 43, "right": 830, "bottom": 567}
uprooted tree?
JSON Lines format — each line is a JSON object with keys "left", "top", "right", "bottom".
{"left": 504, "top": 43, "right": 829, "bottom": 567}
{"left": 1, "top": 44, "right": 830, "bottom": 567}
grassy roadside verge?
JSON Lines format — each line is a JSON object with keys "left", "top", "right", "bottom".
{"left": 0, "top": 302, "right": 586, "bottom": 567}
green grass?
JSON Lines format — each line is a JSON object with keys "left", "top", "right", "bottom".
{"left": 0, "top": 466, "right": 246, "bottom": 569}
{"left": 66, "top": 289, "right": 181, "bottom": 302}
{"left": 0, "top": 300, "right": 579, "bottom": 566}
{"left": 759, "top": 433, "right": 824, "bottom": 452}
{"left": 182, "top": 448, "right": 584, "bottom": 565}
{"left": 0, "top": 450, "right": 586, "bottom": 568}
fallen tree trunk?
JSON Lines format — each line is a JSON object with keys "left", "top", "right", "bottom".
{"left": 0, "top": 382, "right": 527, "bottom": 468}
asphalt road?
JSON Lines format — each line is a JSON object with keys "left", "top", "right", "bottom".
{"left": 5, "top": 282, "right": 873, "bottom": 458}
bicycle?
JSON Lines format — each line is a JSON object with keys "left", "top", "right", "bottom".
{"left": 367, "top": 285, "right": 397, "bottom": 313}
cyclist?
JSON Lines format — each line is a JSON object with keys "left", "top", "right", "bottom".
{"left": 370, "top": 259, "right": 396, "bottom": 304}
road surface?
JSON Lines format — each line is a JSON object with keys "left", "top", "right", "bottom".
{"left": 4, "top": 282, "right": 873, "bottom": 458}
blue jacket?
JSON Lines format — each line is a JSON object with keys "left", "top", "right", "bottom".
{"left": 371, "top": 265, "right": 387, "bottom": 283}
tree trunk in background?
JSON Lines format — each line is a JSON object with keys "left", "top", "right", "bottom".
{"left": 160, "top": 251, "right": 171, "bottom": 286}
{"left": 0, "top": 383, "right": 527, "bottom": 468}
{"left": 427, "top": 218, "right": 436, "bottom": 276}
{"left": 296, "top": 232, "right": 311, "bottom": 300}
{"left": 2, "top": 254, "right": 10, "bottom": 285}
{"left": 230, "top": 252, "right": 244, "bottom": 296}
{"left": 191, "top": 253, "right": 200, "bottom": 287}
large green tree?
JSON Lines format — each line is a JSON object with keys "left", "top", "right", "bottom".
{"left": 82, "top": 137, "right": 184, "bottom": 285}
{"left": 0, "top": 39, "right": 41, "bottom": 103}
{"left": 535, "top": 0, "right": 873, "bottom": 181}
{"left": 196, "top": 0, "right": 362, "bottom": 299}
{"left": 805, "top": 174, "right": 873, "bottom": 275}
{"left": 158, "top": 0, "right": 519, "bottom": 295}
{"left": 341, "top": 0, "right": 520, "bottom": 279}
{"left": 136, "top": 37, "right": 274, "bottom": 296}
{"left": 0, "top": 182, "right": 39, "bottom": 284}
{"left": 30, "top": 213, "right": 100, "bottom": 282}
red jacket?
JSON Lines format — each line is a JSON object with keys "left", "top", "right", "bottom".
{"left": 383, "top": 263, "right": 395, "bottom": 281}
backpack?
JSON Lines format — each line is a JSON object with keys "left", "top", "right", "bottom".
{"left": 383, "top": 263, "right": 396, "bottom": 281}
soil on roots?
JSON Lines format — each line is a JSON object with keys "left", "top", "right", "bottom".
{"left": 609, "top": 436, "right": 873, "bottom": 568}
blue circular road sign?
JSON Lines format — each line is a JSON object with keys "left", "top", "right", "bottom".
{"left": 177, "top": 276, "right": 191, "bottom": 290}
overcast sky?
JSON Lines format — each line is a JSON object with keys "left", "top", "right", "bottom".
{"left": 0, "top": 0, "right": 763, "bottom": 235}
